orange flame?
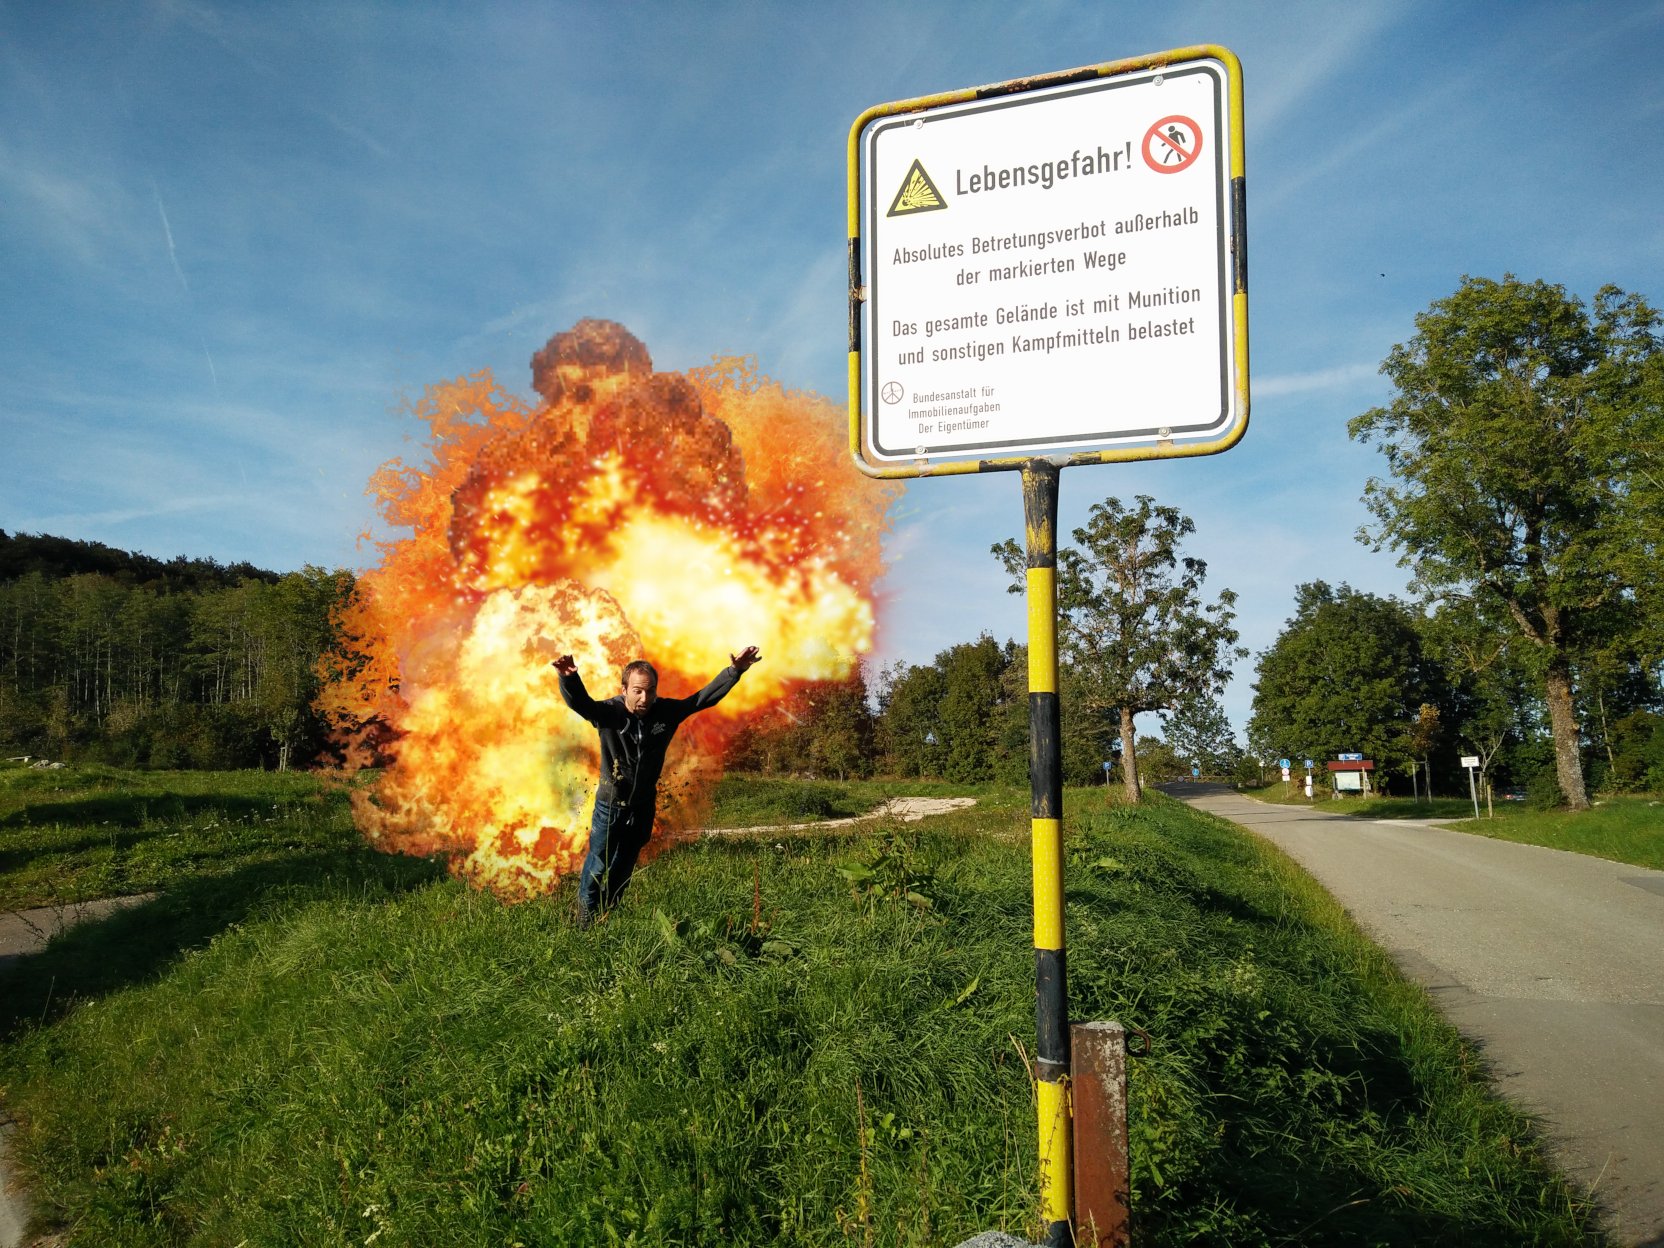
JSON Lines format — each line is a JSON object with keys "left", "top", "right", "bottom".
{"left": 317, "top": 321, "right": 899, "bottom": 899}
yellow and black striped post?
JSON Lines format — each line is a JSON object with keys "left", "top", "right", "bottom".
{"left": 1023, "top": 460, "right": 1072, "bottom": 1247}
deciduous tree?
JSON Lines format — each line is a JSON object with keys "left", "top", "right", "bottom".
{"left": 1248, "top": 581, "right": 1440, "bottom": 779}
{"left": 1421, "top": 593, "right": 1536, "bottom": 793}
{"left": 1349, "top": 275, "right": 1663, "bottom": 808}
{"left": 1162, "top": 692, "right": 1239, "bottom": 777}
{"left": 995, "top": 495, "right": 1243, "bottom": 802}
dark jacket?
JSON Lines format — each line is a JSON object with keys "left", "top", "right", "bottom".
{"left": 558, "top": 664, "right": 743, "bottom": 810}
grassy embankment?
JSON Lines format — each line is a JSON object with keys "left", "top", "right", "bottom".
{"left": 1239, "top": 780, "right": 1664, "bottom": 871}
{"left": 0, "top": 765, "right": 1606, "bottom": 1245}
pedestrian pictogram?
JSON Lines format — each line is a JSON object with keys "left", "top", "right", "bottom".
{"left": 881, "top": 380, "right": 904, "bottom": 404}
{"left": 887, "top": 158, "right": 947, "bottom": 216}
{"left": 1142, "top": 115, "right": 1202, "bottom": 174}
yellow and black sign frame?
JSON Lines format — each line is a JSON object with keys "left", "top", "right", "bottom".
{"left": 847, "top": 45, "right": 1248, "bottom": 479}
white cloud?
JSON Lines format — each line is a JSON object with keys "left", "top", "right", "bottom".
{"left": 0, "top": 145, "right": 134, "bottom": 265}
{"left": 1253, "top": 361, "right": 1381, "bottom": 398}
{"left": 18, "top": 493, "right": 250, "bottom": 532}
{"left": 1223, "top": 0, "right": 1417, "bottom": 132}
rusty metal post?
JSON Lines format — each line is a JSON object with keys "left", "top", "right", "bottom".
{"left": 1070, "top": 1021, "right": 1130, "bottom": 1247}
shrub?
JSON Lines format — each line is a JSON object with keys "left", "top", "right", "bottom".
{"left": 1526, "top": 768, "right": 1565, "bottom": 811}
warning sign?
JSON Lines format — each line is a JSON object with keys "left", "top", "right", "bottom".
{"left": 1142, "top": 115, "right": 1201, "bottom": 173}
{"left": 851, "top": 50, "right": 1246, "bottom": 471}
{"left": 888, "top": 159, "right": 947, "bottom": 216}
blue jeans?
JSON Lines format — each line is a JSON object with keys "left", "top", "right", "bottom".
{"left": 579, "top": 798, "right": 652, "bottom": 915}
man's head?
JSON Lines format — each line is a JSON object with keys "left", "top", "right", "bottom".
{"left": 620, "top": 660, "right": 658, "bottom": 716}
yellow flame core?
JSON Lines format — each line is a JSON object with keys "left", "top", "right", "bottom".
{"left": 590, "top": 515, "right": 873, "bottom": 713}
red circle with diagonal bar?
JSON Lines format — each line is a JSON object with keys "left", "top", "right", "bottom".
{"left": 1142, "top": 115, "right": 1202, "bottom": 174}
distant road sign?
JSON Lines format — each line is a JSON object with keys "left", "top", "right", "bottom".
{"left": 1461, "top": 755, "right": 1480, "bottom": 769}
{"left": 850, "top": 49, "right": 1246, "bottom": 474}
{"left": 1338, "top": 752, "right": 1364, "bottom": 761}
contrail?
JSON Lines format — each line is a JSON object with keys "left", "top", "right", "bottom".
{"left": 202, "top": 340, "right": 221, "bottom": 395}
{"left": 150, "top": 177, "right": 219, "bottom": 393}
{"left": 149, "top": 179, "right": 190, "bottom": 293}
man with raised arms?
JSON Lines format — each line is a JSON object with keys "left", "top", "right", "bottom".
{"left": 553, "top": 646, "right": 761, "bottom": 924}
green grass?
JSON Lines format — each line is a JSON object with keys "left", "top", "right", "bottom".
{"left": 0, "top": 763, "right": 978, "bottom": 912}
{"left": 0, "top": 760, "right": 373, "bottom": 911}
{"left": 1441, "top": 796, "right": 1664, "bottom": 870}
{"left": 1236, "top": 779, "right": 1664, "bottom": 871}
{"left": 0, "top": 771, "right": 1606, "bottom": 1245}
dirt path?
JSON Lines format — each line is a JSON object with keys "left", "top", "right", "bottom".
{"left": 0, "top": 899, "right": 162, "bottom": 1248}
{"left": 0, "top": 894, "right": 158, "bottom": 977}
{"left": 697, "top": 795, "right": 978, "bottom": 837}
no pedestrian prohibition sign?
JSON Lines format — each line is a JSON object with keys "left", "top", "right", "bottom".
{"left": 850, "top": 51, "right": 1246, "bottom": 472}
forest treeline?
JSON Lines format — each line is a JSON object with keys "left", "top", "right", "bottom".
{"left": 0, "top": 531, "right": 349, "bottom": 769}
{"left": 725, "top": 637, "right": 1203, "bottom": 789}
{"left": 0, "top": 531, "right": 1192, "bottom": 786}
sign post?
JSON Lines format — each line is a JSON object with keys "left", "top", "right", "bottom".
{"left": 850, "top": 47, "right": 1247, "bottom": 1247}
{"left": 1461, "top": 754, "right": 1481, "bottom": 820}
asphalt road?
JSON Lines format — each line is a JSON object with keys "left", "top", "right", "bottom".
{"left": 1160, "top": 782, "right": 1664, "bottom": 1247}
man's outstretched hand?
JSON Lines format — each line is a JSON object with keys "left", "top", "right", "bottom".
{"left": 552, "top": 654, "right": 578, "bottom": 676}
{"left": 731, "top": 646, "right": 761, "bottom": 673}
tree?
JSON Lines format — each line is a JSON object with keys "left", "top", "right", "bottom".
{"left": 876, "top": 659, "right": 946, "bottom": 778}
{"left": 995, "top": 495, "right": 1244, "bottom": 802}
{"left": 1406, "top": 702, "right": 1441, "bottom": 799}
{"left": 874, "top": 637, "right": 1020, "bottom": 782}
{"left": 1162, "top": 692, "right": 1240, "bottom": 776}
{"left": 1349, "top": 275, "right": 1664, "bottom": 809}
{"left": 934, "top": 635, "right": 1016, "bottom": 783}
{"left": 1131, "top": 734, "right": 1185, "bottom": 785}
{"left": 259, "top": 568, "right": 355, "bottom": 769}
{"left": 1248, "top": 581, "right": 1441, "bottom": 781}
{"left": 1421, "top": 593, "right": 1538, "bottom": 795}
{"left": 805, "top": 667, "right": 877, "bottom": 781}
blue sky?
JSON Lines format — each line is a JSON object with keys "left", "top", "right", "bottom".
{"left": 4, "top": 0, "right": 1663, "bottom": 734}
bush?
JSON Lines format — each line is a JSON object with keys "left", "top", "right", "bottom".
{"left": 1526, "top": 768, "right": 1565, "bottom": 811}
{"left": 1606, "top": 710, "right": 1664, "bottom": 794}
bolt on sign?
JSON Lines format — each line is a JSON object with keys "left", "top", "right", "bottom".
{"left": 848, "top": 46, "right": 1247, "bottom": 477}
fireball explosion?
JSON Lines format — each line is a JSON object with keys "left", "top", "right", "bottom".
{"left": 316, "top": 321, "right": 898, "bottom": 899}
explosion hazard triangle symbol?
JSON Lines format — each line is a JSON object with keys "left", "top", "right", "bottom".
{"left": 887, "top": 159, "right": 947, "bottom": 216}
